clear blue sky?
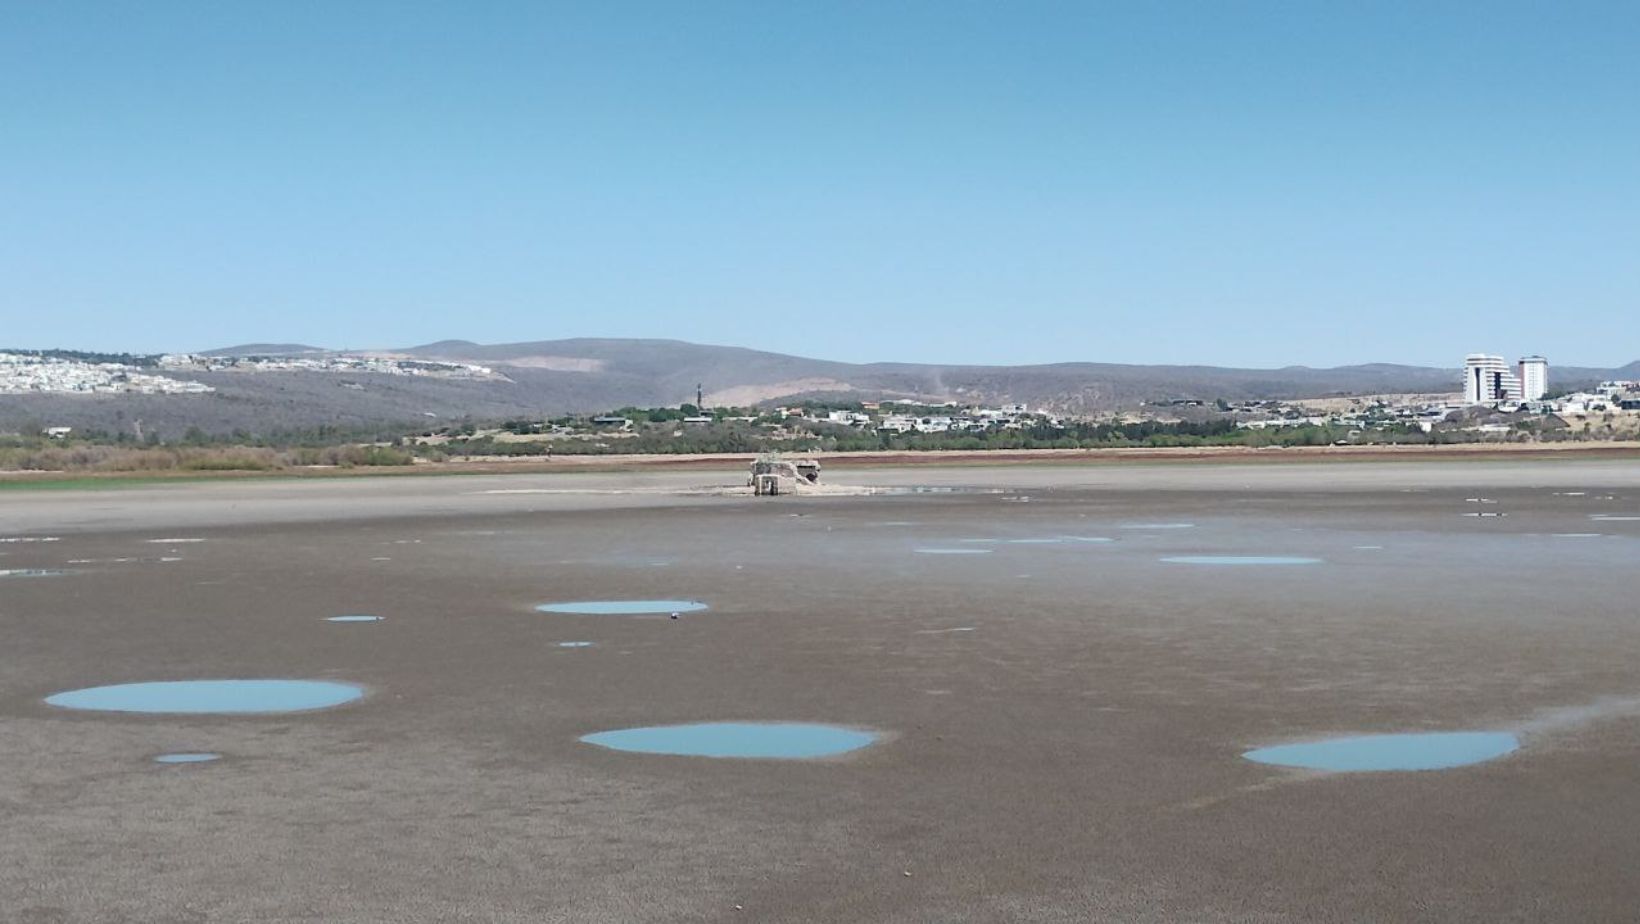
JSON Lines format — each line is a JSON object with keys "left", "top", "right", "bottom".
{"left": 3, "top": 1, "right": 1637, "bottom": 368}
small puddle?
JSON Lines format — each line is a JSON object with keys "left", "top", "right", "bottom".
{"left": 581, "top": 722, "right": 878, "bottom": 759}
{"left": 45, "top": 680, "right": 365, "bottom": 714}
{"left": 155, "top": 752, "right": 220, "bottom": 764}
{"left": 1121, "top": 523, "right": 1196, "bottom": 530}
{"left": 1162, "top": 556, "right": 1322, "bottom": 566}
{"left": 327, "top": 615, "right": 384, "bottom": 623}
{"left": 536, "top": 600, "right": 708, "bottom": 615}
{"left": 877, "top": 486, "right": 1003, "bottom": 495}
{"left": 1591, "top": 515, "right": 1640, "bottom": 522}
{"left": 915, "top": 548, "right": 992, "bottom": 555}
{"left": 1244, "top": 731, "right": 1518, "bottom": 771}
{"left": 0, "top": 569, "right": 71, "bottom": 578}
{"left": 558, "top": 641, "right": 596, "bottom": 648}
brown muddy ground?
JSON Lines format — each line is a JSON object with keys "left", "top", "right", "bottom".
{"left": 3, "top": 459, "right": 1640, "bottom": 922}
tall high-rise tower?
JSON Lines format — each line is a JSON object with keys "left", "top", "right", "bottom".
{"left": 1464, "top": 354, "right": 1522, "bottom": 404}
{"left": 1519, "top": 356, "right": 1548, "bottom": 401}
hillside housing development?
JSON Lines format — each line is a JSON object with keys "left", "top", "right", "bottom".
{"left": 0, "top": 352, "right": 213, "bottom": 396}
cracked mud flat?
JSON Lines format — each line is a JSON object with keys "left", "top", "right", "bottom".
{"left": 4, "top": 458, "right": 1640, "bottom": 922}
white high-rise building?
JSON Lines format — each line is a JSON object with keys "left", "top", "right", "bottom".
{"left": 1464, "top": 354, "right": 1522, "bottom": 404}
{"left": 1519, "top": 356, "right": 1549, "bottom": 401}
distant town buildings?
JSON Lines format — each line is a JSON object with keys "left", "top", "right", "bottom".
{"left": 1464, "top": 353, "right": 1550, "bottom": 404}
{"left": 0, "top": 352, "right": 214, "bottom": 396}
{"left": 159, "top": 353, "right": 497, "bottom": 379}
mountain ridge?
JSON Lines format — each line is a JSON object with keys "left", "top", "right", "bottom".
{"left": 7, "top": 338, "right": 1635, "bottom": 439}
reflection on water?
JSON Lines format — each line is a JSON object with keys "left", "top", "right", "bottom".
{"left": 155, "top": 752, "right": 220, "bottom": 764}
{"left": 581, "top": 722, "right": 879, "bottom": 759}
{"left": 46, "top": 680, "right": 365, "bottom": 714}
{"left": 1162, "top": 556, "right": 1322, "bottom": 566}
{"left": 1244, "top": 731, "right": 1518, "bottom": 771}
{"left": 536, "top": 600, "right": 709, "bottom": 615}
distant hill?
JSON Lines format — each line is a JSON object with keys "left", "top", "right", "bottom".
{"left": 4, "top": 337, "right": 1635, "bottom": 438}
{"left": 200, "top": 343, "right": 329, "bottom": 357}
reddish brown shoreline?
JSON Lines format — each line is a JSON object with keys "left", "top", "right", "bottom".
{"left": 3, "top": 440, "right": 1638, "bottom": 485}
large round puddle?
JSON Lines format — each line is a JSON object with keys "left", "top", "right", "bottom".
{"left": 581, "top": 722, "right": 878, "bottom": 759}
{"left": 1244, "top": 731, "right": 1519, "bottom": 771}
{"left": 45, "top": 680, "right": 365, "bottom": 714}
{"left": 536, "top": 600, "right": 708, "bottom": 615}
{"left": 1162, "top": 556, "right": 1322, "bottom": 566}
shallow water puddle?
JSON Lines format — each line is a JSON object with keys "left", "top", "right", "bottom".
{"left": 0, "top": 569, "right": 71, "bottom": 578}
{"left": 1162, "top": 556, "right": 1322, "bottom": 566}
{"left": 327, "top": 615, "right": 384, "bottom": 623}
{"left": 1461, "top": 512, "right": 1508, "bottom": 518}
{"left": 147, "top": 538, "right": 206, "bottom": 544}
{"left": 1591, "top": 515, "right": 1640, "bottom": 521}
{"left": 0, "top": 536, "right": 61, "bottom": 543}
{"left": 915, "top": 548, "right": 992, "bottom": 555}
{"left": 558, "top": 641, "right": 596, "bottom": 648}
{"left": 46, "top": 680, "right": 365, "bottom": 714}
{"left": 1120, "top": 523, "right": 1196, "bottom": 530}
{"left": 1244, "top": 731, "right": 1518, "bottom": 771}
{"left": 536, "top": 600, "right": 709, "bottom": 615}
{"left": 581, "top": 722, "right": 878, "bottom": 759}
{"left": 155, "top": 752, "right": 220, "bottom": 764}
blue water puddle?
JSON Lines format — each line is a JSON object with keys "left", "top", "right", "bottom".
{"left": 915, "top": 548, "right": 992, "bottom": 555}
{"left": 536, "top": 599, "right": 709, "bottom": 615}
{"left": 558, "top": 641, "right": 596, "bottom": 648}
{"left": 960, "top": 537, "right": 1112, "bottom": 546}
{"left": 155, "top": 752, "right": 220, "bottom": 764}
{"left": 1244, "top": 732, "right": 1519, "bottom": 771}
{"left": 45, "top": 680, "right": 365, "bottom": 714}
{"left": 327, "top": 615, "right": 384, "bottom": 623}
{"left": 581, "top": 722, "right": 879, "bottom": 759}
{"left": 1162, "top": 556, "right": 1323, "bottom": 566}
